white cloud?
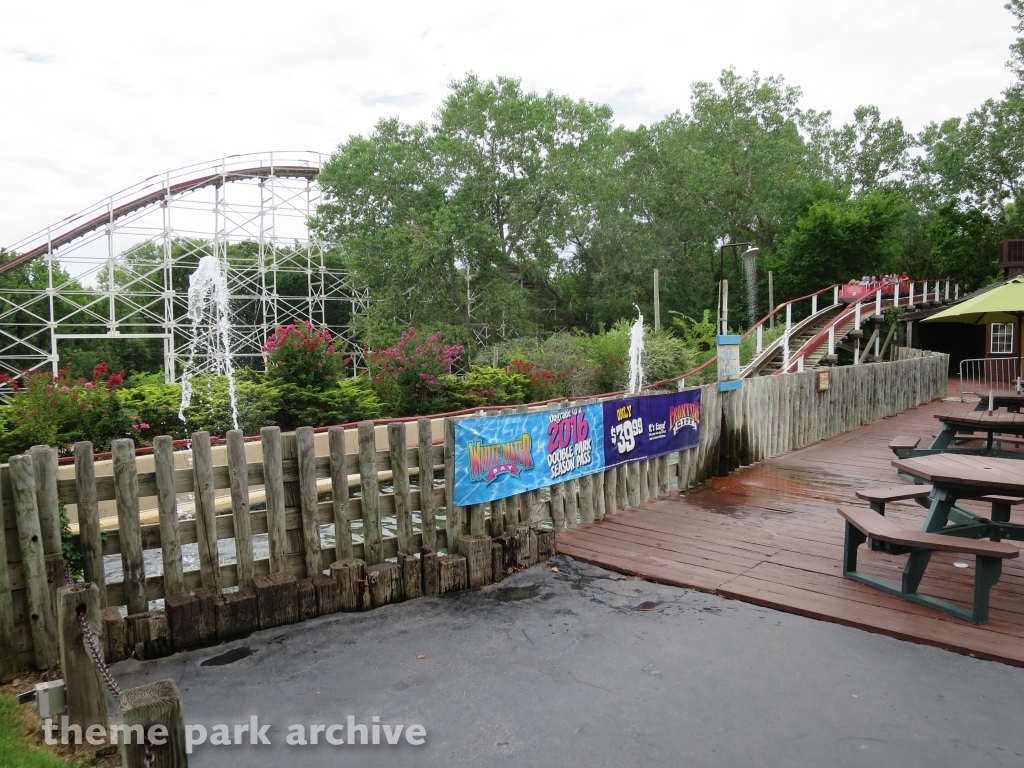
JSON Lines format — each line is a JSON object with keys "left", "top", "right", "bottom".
{"left": 0, "top": 0, "right": 1017, "bottom": 245}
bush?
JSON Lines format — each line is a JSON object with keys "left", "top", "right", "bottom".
{"left": 0, "top": 363, "right": 133, "bottom": 460}
{"left": 506, "top": 358, "right": 563, "bottom": 401}
{"left": 116, "top": 373, "right": 186, "bottom": 441}
{"left": 265, "top": 321, "right": 348, "bottom": 390}
{"left": 272, "top": 378, "right": 383, "bottom": 430}
{"left": 367, "top": 328, "right": 464, "bottom": 416}
{"left": 439, "top": 366, "right": 530, "bottom": 410}
{"left": 181, "top": 373, "right": 280, "bottom": 437}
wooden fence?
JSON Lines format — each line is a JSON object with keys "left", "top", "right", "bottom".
{"left": 0, "top": 351, "right": 949, "bottom": 678}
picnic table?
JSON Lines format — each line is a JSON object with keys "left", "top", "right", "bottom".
{"left": 972, "top": 391, "right": 1024, "bottom": 412}
{"left": 891, "top": 453, "right": 1024, "bottom": 541}
{"left": 889, "top": 408, "right": 1024, "bottom": 460}
{"left": 836, "top": 453, "right": 1024, "bottom": 624}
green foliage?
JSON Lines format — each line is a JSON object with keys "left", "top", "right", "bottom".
{"left": 271, "top": 378, "right": 383, "bottom": 431}
{"left": 766, "top": 190, "right": 909, "bottom": 299}
{"left": 439, "top": 366, "right": 530, "bottom": 410}
{"left": 0, "top": 365, "right": 133, "bottom": 461}
{"left": 671, "top": 310, "right": 718, "bottom": 352}
{"left": 180, "top": 374, "right": 280, "bottom": 437}
{"left": 59, "top": 501, "right": 83, "bottom": 581}
{"left": 116, "top": 373, "right": 186, "bottom": 441}
{"left": 0, "top": 690, "right": 86, "bottom": 768}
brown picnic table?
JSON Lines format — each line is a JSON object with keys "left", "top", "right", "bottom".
{"left": 971, "top": 390, "right": 1024, "bottom": 412}
{"left": 891, "top": 452, "right": 1024, "bottom": 542}
{"left": 835, "top": 453, "right": 1024, "bottom": 624}
{"left": 889, "top": 408, "right": 1024, "bottom": 461}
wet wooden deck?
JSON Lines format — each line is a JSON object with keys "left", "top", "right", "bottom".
{"left": 557, "top": 389, "right": 1024, "bottom": 667}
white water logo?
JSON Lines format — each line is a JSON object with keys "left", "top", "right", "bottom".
{"left": 178, "top": 255, "right": 239, "bottom": 430}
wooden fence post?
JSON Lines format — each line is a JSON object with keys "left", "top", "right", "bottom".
{"left": 152, "top": 437, "right": 183, "bottom": 598}
{"left": 358, "top": 421, "right": 383, "bottom": 565}
{"left": 118, "top": 679, "right": 188, "bottom": 768}
{"left": 578, "top": 473, "right": 595, "bottom": 524}
{"left": 10, "top": 454, "right": 58, "bottom": 669}
{"left": 28, "top": 445, "right": 61, "bottom": 555}
{"left": 56, "top": 582, "right": 106, "bottom": 734}
{"left": 225, "top": 430, "right": 254, "bottom": 590}
{"left": 30, "top": 445, "right": 67, "bottom": 607}
{"left": 417, "top": 419, "right": 437, "bottom": 551}
{"left": 261, "top": 426, "right": 288, "bottom": 574}
{"left": 112, "top": 439, "right": 149, "bottom": 616}
{"left": 0, "top": 486, "right": 17, "bottom": 682}
{"left": 189, "top": 432, "right": 221, "bottom": 593}
{"left": 296, "top": 427, "right": 322, "bottom": 578}
{"left": 73, "top": 442, "right": 106, "bottom": 606}
{"left": 388, "top": 423, "right": 415, "bottom": 554}
{"left": 328, "top": 427, "right": 353, "bottom": 563}
{"left": 443, "top": 417, "right": 463, "bottom": 555}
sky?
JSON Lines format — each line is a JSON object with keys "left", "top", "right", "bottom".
{"left": 0, "top": 0, "right": 1018, "bottom": 248}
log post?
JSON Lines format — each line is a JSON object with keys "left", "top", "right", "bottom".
{"left": 330, "top": 560, "right": 365, "bottom": 611}
{"left": 357, "top": 422, "right": 383, "bottom": 565}
{"left": 417, "top": 419, "right": 437, "bottom": 551}
{"left": 398, "top": 552, "right": 422, "bottom": 599}
{"left": 152, "top": 437, "right": 183, "bottom": 598}
{"left": 443, "top": 418, "right": 463, "bottom": 554}
{"left": 421, "top": 548, "right": 440, "bottom": 595}
{"left": 388, "top": 423, "right": 414, "bottom": 555}
{"left": 29, "top": 445, "right": 61, "bottom": 555}
{"left": 0, "top": 488, "right": 15, "bottom": 682}
{"left": 118, "top": 679, "right": 188, "bottom": 768}
{"left": 261, "top": 426, "right": 288, "bottom": 574}
{"left": 626, "top": 461, "right": 641, "bottom": 507}
{"left": 296, "top": 426, "right": 322, "bottom": 578}
{"left": 616, "top": 463, "right": 628, "bottom": 510}
{"left": 578, "top": 473, "right": 595, "bottom": 524}
{"left": 296, "top": 578, "right": 318, "bottom": 621}
{"left": 112, "top": 439, "right": 148, "bottom": 615}
{"left": 11, "top": 454, "right": 58, "bottom": 671}
{"left": 56, "top": 583, "right": 106, "bottom": 734}
{"left": 603, "top": 466, "right": 617, "bottom": 517}
{"left": 189, "top": 432, "right": 221, "bottom": 593}
{"left": 74, "top": 442, "right": 106, "bottom": 606}
{"left": 459, "top": 534, "right": 492, "bottom": 588}
{"left": 366, "top": 563, "right": 404, "bottom": 607}
{"left": 328, "top": 427, "right": 353, "bottom": 563}
{"left": 438, "top": 554, "right": 468, "bottom": 593}
{"left": 214, "top": 590, "right": 257, "bottom": 643}
{"left": 564, "top": 480, "right": 578, "bottom": 528}
{"left": 102, "top": 607, "right": 127, "bottom": 664}
{"left": 549, "top": 481, "right": 565, "bottom": 532}
{"left": 225, "top": 430, "right": 254, "bottom": 589}
{"left": 253, "top": 573, "right": 298, "bottom": 629}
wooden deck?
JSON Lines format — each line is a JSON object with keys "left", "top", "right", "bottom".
{"left": 557, "top": 391, "right": 1024, "bottom": 667}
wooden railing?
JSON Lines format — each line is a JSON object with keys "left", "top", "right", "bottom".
{"left": 0, "top": 351, "right": 949, "bottom": 679}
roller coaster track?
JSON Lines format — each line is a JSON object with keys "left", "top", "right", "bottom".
{"left": 0, "top": 151, "right": 370, "bottom": 383}
{"left": 2, "top": 155, "right": 321, "bottom": 276}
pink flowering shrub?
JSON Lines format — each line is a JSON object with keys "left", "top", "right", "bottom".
{"left": 264, "top": 321, "right": 349, "bottom": 391}
{"left": 367, "top": 328, "right": 464, "bottom": 416}
{"left": 0, "top": 363, "right": 134, "bottom": 460}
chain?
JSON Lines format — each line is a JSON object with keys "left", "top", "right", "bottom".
{"left": 144, "top": 737, "right": 155, "bottom": 768}
{"left": 62, "top": 558, "right": 73, "bottom": 587}
{"left": 77, "top": 609, "right": 121, "bottom": 699}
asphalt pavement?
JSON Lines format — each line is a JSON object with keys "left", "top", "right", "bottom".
{"left": 110, "top": 555, "right": 1024, "bottom": 768}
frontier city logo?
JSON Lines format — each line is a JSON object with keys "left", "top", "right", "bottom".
{"left": 43, "top": 715, "right": 427, "bottom": 754}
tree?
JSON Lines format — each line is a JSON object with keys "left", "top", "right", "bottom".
{"left": 313, "top": 75, "right": 616, "bottom": 347}
{"left": 766, "top": 190, "right": 908, "bottom": 298}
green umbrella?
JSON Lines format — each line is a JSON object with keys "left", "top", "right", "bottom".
{"left": 924, "top": 276, "right": 1024, "bottom": 388}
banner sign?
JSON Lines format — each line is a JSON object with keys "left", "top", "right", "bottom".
{"left": 453, "top": 389, "right": 702, "bottom": 506}
{"left": 454, "top": 402, "right": 605, "bottom": 507}
{"left": 602, "top": 390, "right": 701, "bottom": 467}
